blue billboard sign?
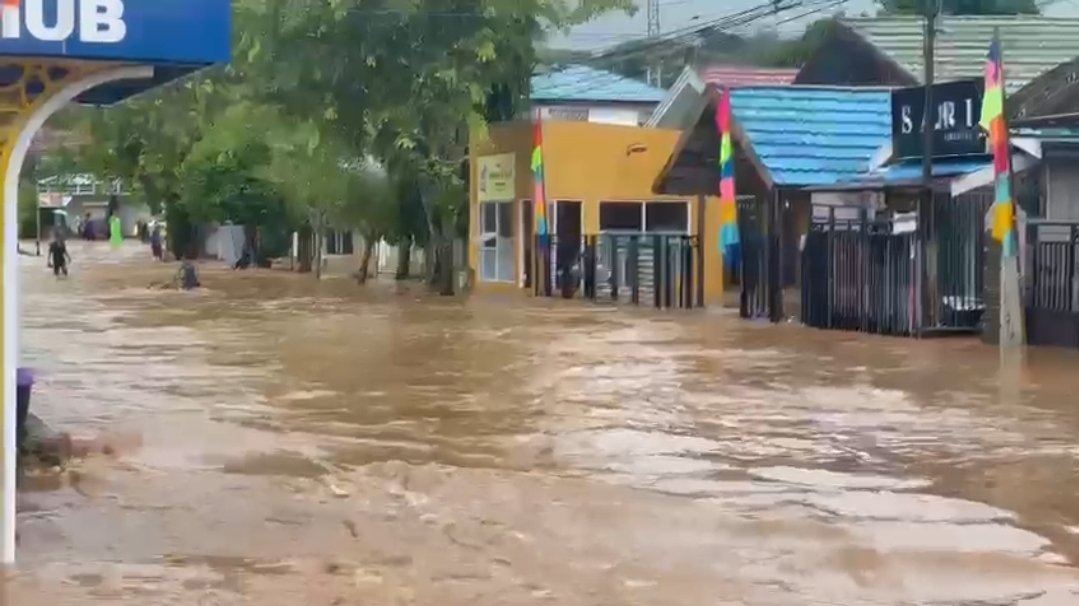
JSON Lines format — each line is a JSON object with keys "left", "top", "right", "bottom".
{"left": 0, "top": 0, "right": 231, "bottom": 65}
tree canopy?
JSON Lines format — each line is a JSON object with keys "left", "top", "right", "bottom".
{"left": 49, "top": 0, "right": 634, "bottom": 288}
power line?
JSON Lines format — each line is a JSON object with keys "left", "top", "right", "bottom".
{"left": 772, "top": 0, "right": 850, "bottom": 26}
{"left": 548, "top": 0, "right": 842, "bottom": 98}
{"left": 590, "top": 0, "right": 802, "bottom": 62}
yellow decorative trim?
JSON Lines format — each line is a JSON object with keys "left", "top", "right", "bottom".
{"left": 0, "top": 60, "right": 111, "bottom": 173}
{"left": 0, "top": 60, "right": 113, "bottom": 544}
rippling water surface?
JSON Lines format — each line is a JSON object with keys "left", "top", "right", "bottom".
{"left": 8, "top": 241, "right": 1079, "bottom": 605}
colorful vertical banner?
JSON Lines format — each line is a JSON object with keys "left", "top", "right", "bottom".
{"left": 716, "top": 88, "right": 740, "bottom": 268}
{"left": 531, "top": 113, "right": 549, "bottom": 249}
{"left": 979, "top": 35, "right": 1017, "bottom": 259}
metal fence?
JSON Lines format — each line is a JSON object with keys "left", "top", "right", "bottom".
{"left": 801, "top": 214, "right": 918, "bottom": 336}
{"left": 1025, "top": 220, "right": 1079, "bottom": 348}
{"left": 927, "top": 192, "right": 991, "bottom": 332}
{"left": 736, "top": 196, "right": 771, "bottom": 319}
{"left": 799, "top": 195, "right": 990, "bottom": 338}
{"left": 535, "top": 233, "right": 699, "bottom": 310}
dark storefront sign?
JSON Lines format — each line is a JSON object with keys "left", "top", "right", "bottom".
{"left": 892, "top": 79, "right": 986, "bottom": 160}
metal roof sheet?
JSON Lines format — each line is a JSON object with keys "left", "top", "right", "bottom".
{"left": 843, "top": 16, "right": 1079, "bottom": 93}
{"left": 531, "top": 65, "right": 666, "bottom": 104}
{"left": 731, "top": 87, "right": 892, "bottom": 187}
{"left": 698, "top": 66, "right": 798, "bottom": 87}
{"left": 872, "top": 158, "right": 988, "bottom": 185}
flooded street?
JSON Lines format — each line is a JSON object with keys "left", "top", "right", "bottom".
{"left": 8, "top": 241, "right": 1079, "bottom": 604}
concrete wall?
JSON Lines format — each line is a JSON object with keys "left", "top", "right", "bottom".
{"left": 1046, "top": 158, "right": 1079, "bottom": 221}
{"left": 468, "top": 120, "right": 725, "bottom": 304}
{"left": 63, "top": 197, "right": 150, "bottom": 237}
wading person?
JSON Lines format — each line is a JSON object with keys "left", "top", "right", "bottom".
{"left": 179, "top": 257, "right": 200, "bottom": 290}
{"left": 47, "top": 232, "right": 71, "bottom": 278}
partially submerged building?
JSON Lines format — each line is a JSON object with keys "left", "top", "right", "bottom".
{"left": 647, "top": 15, "right": 1079, "bottom": 346}
{"left": 469, "top": 66, "right": 726, "bottom": 308}
{"left": 653, "top": 85, "right": 895, "bottom": 320}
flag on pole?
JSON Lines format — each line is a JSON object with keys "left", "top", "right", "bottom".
{"left": 531, "top": 113, "right": 549, "bottom": 249}
{"left": 979, "top": 35, "right": 1018, "bottom": 259}
{"left": 716, "top": 88, "right": 740, "bottom": 268}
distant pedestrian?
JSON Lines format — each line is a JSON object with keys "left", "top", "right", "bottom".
{"left": 47, "top": 231, "right": 71, "bottom": 278}
{"left": 150, "top": 225, "right": 163, "bottom": 261}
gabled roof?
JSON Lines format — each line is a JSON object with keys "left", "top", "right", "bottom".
{"left": 647, "top": 65, "right": 798, "bottom": 129}
{"left": 530, "top": 65, "right": 666, "bottom": 104}
{"left": 698, "top": 66, "right": 798, "bottom": 87}
{"left": 654, "top": 85, "right": 893, "bottom": 193}
{"left": 842, "top": 16, "right": 1079, "bottom": 94}
{"left": 733, "top": 87, "right": 892, "bottom": 186}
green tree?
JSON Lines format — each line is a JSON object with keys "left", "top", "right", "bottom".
{"left": 56, "top": 0, "right": 633, "bottom": 288}
{"left": 242, "top": 0, "right": 634, "bottom": 293}
{"left": 878, "top": 0, "right": 1039, "bottom": 14}
{"left": 757, "top": 18, "right": 838, "bottom": 68}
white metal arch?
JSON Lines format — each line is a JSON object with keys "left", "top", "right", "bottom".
{"left": 2, "top": 64, "right": 154, "bottom": 564}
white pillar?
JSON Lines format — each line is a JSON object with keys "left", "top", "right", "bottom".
{"left": 2, "top": 65, "right": 155, "bottom": 564}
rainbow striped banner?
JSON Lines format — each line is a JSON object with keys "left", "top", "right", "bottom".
{"left": 531, "top": 115, "right": 549, "bottom": 249}
{"left": 979, "top": 35, "right": 1017, "bottom": 259}
{"left": 716, "top": 88, "right": 739, "bottom": 268}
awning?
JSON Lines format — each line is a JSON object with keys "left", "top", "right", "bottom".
{"left": 803, "top": 153, "right": 1037, "bottom": 195}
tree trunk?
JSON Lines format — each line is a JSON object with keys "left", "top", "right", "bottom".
{"left": 314, "top": 228, "right": 324, "bottom": 280}
{"left": 437, "top": 212, "right": 455, "bottom": 296}
{"left": 243, "top": 224, "right": 258, "bottom": 263}
{"left": 357, "top": 233, "right": 376, "bottom": 284}
{"left": 297, "top": 225, "right": 313, "bottom": 273}
{"left": 396, "top": 238, "right": 412, "bottom": 280}
{"left": 425, "top": 239, "right": 437, "bottom": 285}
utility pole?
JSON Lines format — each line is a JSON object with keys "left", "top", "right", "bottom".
{"left": 918, "top": 0, "right": 938, "bottom": 336}
{"left": 647, "top": 0, "right": 660, "bottom": 86}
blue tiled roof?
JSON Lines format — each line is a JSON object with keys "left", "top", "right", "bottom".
{"left": 531, "top": 65, "right": 666, "bottom": 104}
{"left": 731, "top": 87, "right": 892, "bottom": 187}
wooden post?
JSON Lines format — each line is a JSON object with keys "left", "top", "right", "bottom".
{"left": 696, "top": 194, "right": 705, "bottom": 307}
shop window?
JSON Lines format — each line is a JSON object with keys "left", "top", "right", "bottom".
{"left": 645, "top": 202, "right": 688, "bottom": 232}
{"left": 599, "top": 202, "right": 643, "bottom": 231}
{"left": 479, "top": 201, "right": 515, "bottom": 282}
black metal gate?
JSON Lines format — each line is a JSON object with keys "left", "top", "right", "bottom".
{"left": 536, "top": 233, "right": 699, "bottom": 310}
{"left": 801, "top": 212, "right": 918, "bottom": 336}
{"left": 1025, "top": 221, "right": 1079, "bottom": 348}
{"left": 800, "top": 196, "right": 988, "bottom": 338}
{"left": 925, "top": 191, "right": 991, "bottom": 332}
{"left": 737, "top": 197, "right": 768, "bottom": 319}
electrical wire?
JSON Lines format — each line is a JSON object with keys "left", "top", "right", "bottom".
{"left": 590, "top": 0, "right": 805, "bottom": 61}
{"left": 546, "top": 0, "right": 846, "bottom": 98}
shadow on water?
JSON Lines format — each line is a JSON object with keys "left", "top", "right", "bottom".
{"left": 8, "top": 241, "right": 1079, "bottom": 605}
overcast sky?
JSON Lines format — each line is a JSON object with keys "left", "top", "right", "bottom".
{"left": 552, "top": 0, "right": 1079, "bottom": 50}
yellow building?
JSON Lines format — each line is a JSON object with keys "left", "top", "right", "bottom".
{"left": 468, "top": 120, "right": 726, "bottom": 306}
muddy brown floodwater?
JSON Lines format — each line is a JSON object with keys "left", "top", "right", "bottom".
{"left": 7, "top": 241, "right": 1079, "bottom": 605}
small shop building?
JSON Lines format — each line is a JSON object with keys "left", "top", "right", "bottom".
{"left": 469, "top": 65, "right": 728, "bottom": 308}
{"left": 469, "top": 119, "right": 726, "bottom": 308}
{"left": 653, "top": 84, "right": 896, "bottom": 321}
